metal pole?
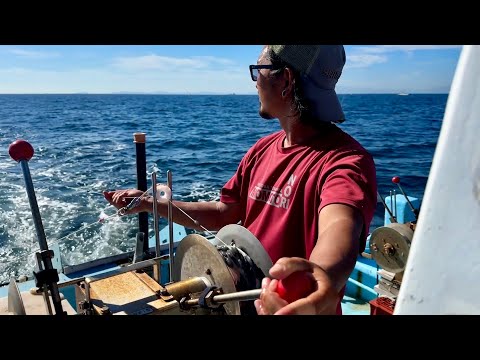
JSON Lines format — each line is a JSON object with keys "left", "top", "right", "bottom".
{"left": 377, "top": 191, "right": 396, "bottom": 223}
{"left": 9, "top": 139, "right": 64, "bottom": 315}
{"left": 133, "top": 133, "right": 149, "bottom": 254}
{"left": 393, "top": 189, "right": 397, "bottom": 220}
{"left": 167, "top": 170, "right": 174, "bottom": 282}
{"left": 20, "top": 162, "right": 48, "bottom": 250}
{"left": 392, "top": 176, "right": 419, "bottom": 220}
{"left": 35, "top": 252, "right": 53, "bottom": 315}
{"left": 20, "top": 160, "right": 64, "bottom": 315}
{"left": 185, "top": 289, "right": 262, "bottom": 307}
{"left": 85, "top": 256, "right": 167, "bottom": 284}
{"left": 212, "top": 289, "right": 261, "bottom": 303}
{"left": 151, "top": 172, "right": 161, "bottom": 282}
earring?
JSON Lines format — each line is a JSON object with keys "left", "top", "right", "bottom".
{"left": 282, "top": 89, "right": 287, "bottom": 97}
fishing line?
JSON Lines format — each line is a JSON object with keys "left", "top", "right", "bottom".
{"left": 25, "top": 187, "right": 153, "bottom": 257}
{"left": 166, "top": 199, "right": 228, "bottom": 247}
{"left": 25, "top": 184, "right": 228, "bottom": 257}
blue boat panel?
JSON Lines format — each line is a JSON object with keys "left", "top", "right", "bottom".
{"left": 149, "top": 222, "right": 188, "bottom": 249}
{"left": 344, "top": 254, "right": 379, "bottom": 304}
{"left": 384, "top": 195, "right": 419, "bottom": 225}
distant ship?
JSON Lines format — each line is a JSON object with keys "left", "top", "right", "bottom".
{"left": 397, "top": 92, "right": 410, "bottom": 96}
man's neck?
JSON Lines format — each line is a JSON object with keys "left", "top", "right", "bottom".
{"left": 281, "top": 121, "right": 332, "bottom": 148}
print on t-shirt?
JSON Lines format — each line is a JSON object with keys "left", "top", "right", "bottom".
{"left": 248, "top": 174, "right": 296, "bottom": 210}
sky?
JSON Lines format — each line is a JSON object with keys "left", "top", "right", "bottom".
{"left": 0, "top": 45, "right": 463, "bottom": 94}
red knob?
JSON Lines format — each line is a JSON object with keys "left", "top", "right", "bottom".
{"left": 392, "top": 176, "right": 400, "bottom": 184}
{"left": 276, "top": 271, "right": 316, "bottom": 304}
{"left": 9, "top": 139, "right": 34, "bottom": 162}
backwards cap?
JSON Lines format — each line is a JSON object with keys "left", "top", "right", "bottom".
{"left": 270, "top": 45, "right": 346, "bottom": 123}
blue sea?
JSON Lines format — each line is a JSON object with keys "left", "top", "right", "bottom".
{"left": 0, "top": 94, "right": 447, "bottom": 284}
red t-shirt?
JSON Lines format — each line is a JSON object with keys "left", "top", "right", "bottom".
{"left": 220, "top": 126, "right": 377, "bottom": 314}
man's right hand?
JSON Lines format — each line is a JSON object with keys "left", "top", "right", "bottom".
{"left": 254, "top": 257, "right": 339, "bottom": 315}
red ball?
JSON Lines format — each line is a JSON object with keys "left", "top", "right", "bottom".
{"left": 392, "top": 176, "right": 400, "bottom": 184}
{"left": 276, "top": 271, "right": 316, "bottom": 303}
{"left": 9, "top": 139, "right": 34, "bottom": 162}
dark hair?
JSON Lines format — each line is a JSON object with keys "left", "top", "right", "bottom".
{"left": 267, "top": 47, "right": 326, "bottom": 129}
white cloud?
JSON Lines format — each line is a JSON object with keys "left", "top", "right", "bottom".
{"left": 354, "top": 45, "right": 462, "bottom": 54}
{"left": 7, "top": 48, "right": 60, "bottom": 59}
{"left": 111, "top": 54, "right": 235, "bottom": 71}
{"left": 346, "top": 54, "right": 388, "bottom": 68}
{"left": 191, "top": 56, "right": 235, "bottom": 66}
{"left": 346, "top": 45, "right": 462, "bottom": 68}
{"left": 381, "top": 45, "right": 462, "bottom": 51}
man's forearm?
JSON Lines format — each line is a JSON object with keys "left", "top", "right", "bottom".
{"left": 312, "top": 204, "right": 364, "bottom": 293}
{"left": 141, "top": 197, "right": 237, "bottom": 231}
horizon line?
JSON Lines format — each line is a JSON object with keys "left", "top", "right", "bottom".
{"left": 0, "top": 92, "right": 449, "bottom": 95}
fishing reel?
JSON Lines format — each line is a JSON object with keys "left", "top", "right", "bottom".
{"left": 75, "top": 224, "right": 273, "bottom": 315}
{"left": 371, "top": 175, "right": 420, "bottom": 301}
{"left": 172, "top": 224, "right": 273, "bottom": 315}
{"left": 369, "top": 222, "right": 414, "bottom": 300}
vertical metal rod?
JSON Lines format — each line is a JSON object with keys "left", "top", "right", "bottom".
{"left": 133, "top": 133, "right": 149, "bottom": 254}
{"left": 85, "top": 280, "right": 91, "bottom": 304}
{"left": 20, "top": 161, "right": 48, "bottom": 251}
{"left": 151, "top": 172, "right": 161, "bottom": 282}
{"left": 19, "top": 160, "right": 64, "bottom": 315}
{"left": 35, "top": 253, "right": 53, "bottom": 315}
{"left": 389, "top": 190, "right": 393, "bottom": 221}
{"left": 393, "top": 189, "right": 397, "bottom": 220}
{"left": 132, "top": 232, "right": 145, "bottom": 263}
{"left": 167, "top": 170, "right": 174, "bottom": 282}
{"left": 377, "top": 191, "right": 396, "bottom": 223}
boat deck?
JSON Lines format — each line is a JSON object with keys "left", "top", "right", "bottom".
{"left": 341, "top": 295, "right": 371, "bottom": 315}
{"left": 0, "top": 223, "right": 380, "bottom": 315}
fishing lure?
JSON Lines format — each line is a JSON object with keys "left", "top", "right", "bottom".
{"left": 118, "top": 196, "right": 143, "bottom": 216}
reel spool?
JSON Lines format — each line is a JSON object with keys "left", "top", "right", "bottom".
{"left": 215, "top": 224, "right": 273, "bottom": 277}
{"left": 173, "top": 224, "right": 272, "bottom": 315}
{"left": 369, "top": 223, "right": 414, "bottom": 274}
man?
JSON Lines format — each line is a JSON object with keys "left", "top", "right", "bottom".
{"left": 104, "top": 45, "right": 377, "bottom": 315}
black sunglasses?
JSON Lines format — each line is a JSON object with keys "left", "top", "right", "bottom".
{"left": 249, "top": 64, "right": 282, "bottom": 81}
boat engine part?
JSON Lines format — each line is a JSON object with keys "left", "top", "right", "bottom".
{"left": 369, "top": 222, "right": 414, "bottom": 302}
{"left": 369, "top": 222, "right": 413, "bottom": 274}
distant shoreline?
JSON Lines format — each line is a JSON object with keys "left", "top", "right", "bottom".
{"left": 0, "top": 93, "right": 449, "bottom": 96}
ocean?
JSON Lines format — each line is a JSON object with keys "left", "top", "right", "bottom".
{"left": 0, "top": 94, "right": 447, "bottom": 284}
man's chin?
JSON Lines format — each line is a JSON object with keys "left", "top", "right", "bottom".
{"left": 259, "top": 110, "right": 275, "bottom": 120}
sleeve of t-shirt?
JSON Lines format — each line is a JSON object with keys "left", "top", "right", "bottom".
{"left": 220, "top": 166, "right": 243, "bottom": 204}
{"left": 319, "top": 152, "right": 377, "bottom": 223}
{"left": 220, "top": 144, "right": 257, "bottom": 204}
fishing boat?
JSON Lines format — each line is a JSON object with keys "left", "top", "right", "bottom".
{"left": 0, "top": 134, "right": 419, "bottom": 316}
{"left": 0, "top": 135, "right": 274, "bottom": 316}
{"left": 1, "top": 45, "right": 478, "bottom": 316}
